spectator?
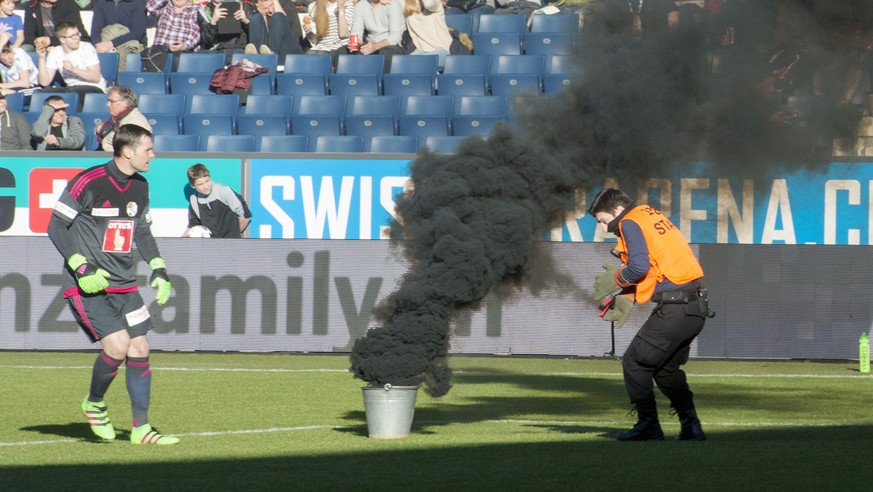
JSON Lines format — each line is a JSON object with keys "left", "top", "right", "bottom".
{"left": 185, "top": 163, "right": 252, "bottom": 238}
{"left": 244, "top": 0, "right": 304, "bottom": 58}
{"left": 147, "top": 0, "right": 202, "bottom": 54}
{"left": 304, "top": 0, "right": 355, "bottom": 57}
{"left": 90, "top": 0, "right": 148, "bottom": 70}
{"left": 0, "top": 93, "right": 32, "bottom": 150}
{"left": 0, "top": 42, "right": 39, "bottom": 95}
{"left": 31, "top": 94, "right": 85, "bottom": 150}
{"left": 351, "top": 0, "right": 406, "bottom": 61}
{"left": 199, "top": 0, "right": 253, "bottom": 63}
{"left": 96, "top": 85, "right": 151, "bottom": 152}
{"left": 443, "top": 0, "right": 493, "bottom": 20}
{"left": 403, "top": 0, "right": 452, "bottom": 66}
{"left": 0, "top": 0, "right": 24, "bottom": 50}
{"left": 24, "top": 0, "right": 91, "bottom": 51}
{"left": 36, "top": 21, "right": 106, "bottom": 105}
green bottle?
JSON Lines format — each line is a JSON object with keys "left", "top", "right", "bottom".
{"left": 861, "top": 332, "right": 870, "bottom": 374}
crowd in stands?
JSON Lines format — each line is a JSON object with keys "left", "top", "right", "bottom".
{"left": 0, "top": 0, "right": 870, "bottom": 156}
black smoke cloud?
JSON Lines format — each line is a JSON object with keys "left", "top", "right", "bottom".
{"left": 350, "top": 0, "right": 873, "bottom": 397}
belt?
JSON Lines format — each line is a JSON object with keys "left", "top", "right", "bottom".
{"left": 651, "top": 281, "right": 703, "bottom": 303}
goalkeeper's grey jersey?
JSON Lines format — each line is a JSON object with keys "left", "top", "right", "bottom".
{"left": 52, "top": 161, "right": 156, "bottom": 293}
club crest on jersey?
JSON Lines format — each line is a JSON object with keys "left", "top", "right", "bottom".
{"left": 126, "top": 202, "right": 138, "bottom": 217}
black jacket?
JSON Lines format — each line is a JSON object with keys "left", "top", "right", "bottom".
{"left": 23, "top": 0, "right": 91, "bottom": 47}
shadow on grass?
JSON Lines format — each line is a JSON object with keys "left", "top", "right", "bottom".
{"left": 20, "top": 423, "right": 131, "bottom": 443}
{"left": 3, "top": 425, "right": 873, "bottom": 490}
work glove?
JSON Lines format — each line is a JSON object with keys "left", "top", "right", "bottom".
{"left": 149, "top": 257, "right": 171, "bottom": 305}
{"left": 602, "top": 294, "right": 634, "bottom": 329}
{"left": 68, "top": 253, "right": 110, "bottom": 294}
{"left": 592, "top": 262, "right": 621, "bottom": 301}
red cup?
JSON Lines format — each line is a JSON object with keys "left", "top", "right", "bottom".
{"left": 348, "top": 34, "right": 360, "bottom": 52}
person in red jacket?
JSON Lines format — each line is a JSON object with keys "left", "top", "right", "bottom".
{"left": 589, "top": 188, "right": 714, "bottom": 442}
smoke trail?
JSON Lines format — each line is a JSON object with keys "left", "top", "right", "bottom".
{"left": 350, "top": 0, "right": 873, "bottom": 397}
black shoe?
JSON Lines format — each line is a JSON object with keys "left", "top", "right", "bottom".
{"left": 617, "top": 418, "right": 665, "bottom": 441}
{"left": 676, "top": 409, "right": 707, "bottom": 441}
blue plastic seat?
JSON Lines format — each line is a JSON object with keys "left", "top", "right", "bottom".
{"left": 240, "top": 94, "right": 293, "bottom": 128}
{"left": 276, "top": 73, "right": 328, "bottom": 96}
{"left": 451, "top": 95, "right": 507, "bottom": 137}
{"left": 117, "top": 72, "right": 168, "bottom": 95}
{"left": 329, "top": 74, "right": 381, "bottom": 96}
{"left": 471, "top": 33, "right": 522, "bottom": 56}
{"left": 309, "top": 135, "right": 364, "bottom": 153}
{"left": 84, "top": 132, "right": 100, "bottom": 151}
{"left": 249, "top": 76, "right": 274, "bottom": 95}
{"left": 138, "top": 94, "right": 186, "bottom": 116}
{"left": 401, "top": 95, "right": 454, "bottom": 117}
{"left": 383, "top": 55, "right": 437, "bottom": 96}
{"left": 153, "top": 134, "right": 200, "bottom": 152}
{"left": 451, "top": 115, "right": 501, "bottom": 137}
{"left": 398, "top": 116, "right": 450, "bottom": 138}
{"left": 182, "top": 114, "right": 235, "bottom": 137}
{"left": 529, "top": 13, "right": 580, "bottom": 34}
{"left": 335, "top": 54, "right": 385, "bottom": 78}
{"left": 28, "top": 92, "right": 79, "bottom": 112}
{"left": 256, "top": 135, "right": 308, "bottom": 152}
{"left": 424, "top": 135, "right": 466, "bottom": 153}
{"left": 365, "top": 135, "right": 419, "bottom": 153}
{"left": 236, "top": 113, "right": 289, "bottom": 137}
{"left": 170, "top": 72, "right": 216, "bottom": 95}
{"left": 175, "top": 52, "right": 225, "bottom": 74}
{"left": 475, "top": 14, "right": 527, "bottom": 33}
{"left": 436, "top": 54, "right": 490, "bottom": 96}
{"left": 444, "top": 13, "right": 474, "bottom": 33}
{"left": 124, "top": 52, "right": 142, "bottom": 72}
{"left": 201, "top": 134, "right": 256, "bottom": 152}
{"left": 78, "top": 112, "right": 106, "bottom": 139}
{"left": 387, "top": 55, "right": 438, "bottom": 76}
{"left": 4, "top": 91, "right": 24, "bottom": 112}
{"left": 282, "top": 54, "right": 331, "bottom": 94}
{"left": 81, "top": 93, "right": 109, "bottom": 113}
{"left": 344, "top": 95, "right": 399, "bottom": 136}
{"left": 523, "top": 33, "right": 575, "bottom": 56}
{"left": 344, "top": 116, "right": 396, "bottom": 137}
{"left": 290, "top": 95, "right": 345, "bottom": 136}
{"left": 230, "top": 53, "right": 278, "bottom": 85}
{"left": 490, "top": 55, "right": 545, "bottom": 96}
{"left": 145, "top": 113, "right": 182, "bottom": 134}
{"left": 97, "top": 52, "right": 119, "bottom": 86}
{"left": 543, "top": 54, "right": 582, "bottom": 94}
{"left": 185, "top": 94, "right": 240, "bottom": 115}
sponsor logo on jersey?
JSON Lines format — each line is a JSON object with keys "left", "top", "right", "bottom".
{"left": 29, "top": 168, "right": 84, "bottom": 233}
{"left": 92, "top": 208, "right": 120, "bottom": 217}
{"left": 103, "top": 220, "right": 134, "bottom": 253}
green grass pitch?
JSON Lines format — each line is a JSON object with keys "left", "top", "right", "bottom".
{"left": 1, "top": 352, "right": 871, "bottom": 491}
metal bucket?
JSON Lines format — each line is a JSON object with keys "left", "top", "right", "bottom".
{"left": 361, "top": 384, "right": 419, "bottom": 439}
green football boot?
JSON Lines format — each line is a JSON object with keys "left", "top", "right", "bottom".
{"left": 130, "top": 423, "right": 180, "bottom": 445}
{"left": 81, "top": 398, "right": 116, "bottom": 440}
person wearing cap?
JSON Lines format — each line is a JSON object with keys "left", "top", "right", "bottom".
{"left": 95, "top": 85, "right": 151, "bottom": 152}
{"left": 0, "top": 92, "right": 31, "bottom": 150}
{"left": 31, "top": 95, "right": 85, "bottom": 150}
{"left": 588, "top": 188, "right": 713, "bottom": 442}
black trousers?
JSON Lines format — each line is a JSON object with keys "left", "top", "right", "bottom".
{"left": 622, "top": 301, "right": 706, "bottom": 412}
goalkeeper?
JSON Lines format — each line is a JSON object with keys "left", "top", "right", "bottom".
{"left": 588, "top": 188, "right": 713, "bottom": 442}
{"left": 47, "top": 124, "right": 179, "bottom": 445}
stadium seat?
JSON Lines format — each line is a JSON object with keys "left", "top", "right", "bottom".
{"left": 290, "top": 95, "right": 345, "bottom": 137}
{"left": 344, "top": 115, "right": 397, "bottom": 137}
{"left": 276, "top": 73, "right": 328, "bottom": 96}
{"left": 471, "top": 33, "right": 522, "bottom": 56}
{"left": 117, "top": 72, "right": 168, "bottom": 95}
{"left": 81, "top": 93, "right": 109, "bottom": 113}
{"left": 523, "top": 33, "right": 575, "bottom": 56}
{"left": 335, "top": 54, "right": 385, "bottom": 79}
{"left": 344, "top": 95, "right": 400, "bottom": 136}
{"left": 170, "top": 72, "right": 216, "bottom": 95}
{"left": 84, "top": 132, "right": 100, "bottom": 151}
{"left": 240, "top": 94, "right": 294, "bottom": 127}
{"left": 97, "top": 52, "right": 119, "bottom": 86}
{"left": 529, "top": 13, "right": 580, "bottom": 34}
{"left": 399, "top": 95, "right": 453, "bottom": 135}
{"left": 386, "top": 54, "right": 438, "bottom": 77}
{"left": 489, "top": 55, "right": 545, "bottom": 96}
{"left": 230, "top": 52, "right": 278, "bottom": 85}
{"left": 543, "top": 54, "right": 582, "bottom": 95}
{"left": 256, "top": 135, "right": 308, "bottom": 152}
{"left": 248, "top": 76, "right": 274, "bottom": 95}
{"left": 138, "top": 94, "right": 186, "bottom": 116}
{"left": 424, "top": 135, "right": 466, "bottom": 153}
{"left": 145, "top": 113, "right": 182, "bottom": 134}
{"left": 329, "top": 73, "right": 381, "bottom": 96}
{"left": 175, "top": 52, "right": 225, "bottom": 74}
{"left": 309, "top": 135, "right": 364, "bottom": 153}
{"left": 365, "top": 135, "right": 419, "bottom": 153}
{"left": 78, "top": 112, "right": 105, "bottom": 139}
{"left": 185, "top": 94, "right": 240, "bottom": 115}
{"left": 436, "top": 54, "right": 490, "bottom": 96}
{"left": 282, "top": 54, "right": 331, "bottom": 93}
{"left": 153, "top": 134, "right": 200, "bottom": 152}
{"left": 451, "top": 95, "right": 507, "bottom": 137}
{"left": 451, "top": 115, "right": 501, "bottom": 137}
{"left": 28, "top": 92, "right": 79, "bottom": 112}
{"left": 475, "top": 14, "right": 527, "bottom": 33}
{"left": 4, "top": 91, "right": 23, "bottom": 112}
{"left": 236, "top": 113, "right": 289, "bottom": 137}
{"left": 124, "top": 52, "right": 142, "bottom": 72}
{"left": 23, "top": 111, "right": 40, "bottom": 126}
{"left": 444, "top": 13, "right": 473, "bottom": 34}
{"left": 201, "top": 134, "right": 256, "bottom": 152}
{"left": 398, "top": 116, "right": 450, "bottom": 138}
{"left": 383, "top": 55, "right": 437, "bottom": 96}
{"left": 182, "top": 114, "right": 235, "bottom": 137}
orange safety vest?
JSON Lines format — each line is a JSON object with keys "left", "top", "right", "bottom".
{"left": 614, "top": 205, "right": 704, "bottom": 304}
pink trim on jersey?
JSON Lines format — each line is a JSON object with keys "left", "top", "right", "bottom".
{"left": 70, "top": 167, "right": 108, "bottom": 199}
{"left": 70, "top": 294, "right": 99, "bottom": 341}
{"left": 108, "top": 176, "right": 132, "bottom": 193}
{"left": 107, "top": 286, "right": 139, "bottom": 293}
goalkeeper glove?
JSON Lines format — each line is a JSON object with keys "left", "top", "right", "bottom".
{"left": 149, "top": 257, "right": 171, "bottom": 305}
{"left": 68, "top": 253, "right": 110, "bottom": 294}
{"left": 602, "top": 294, "right": 634, "bottom": 329}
